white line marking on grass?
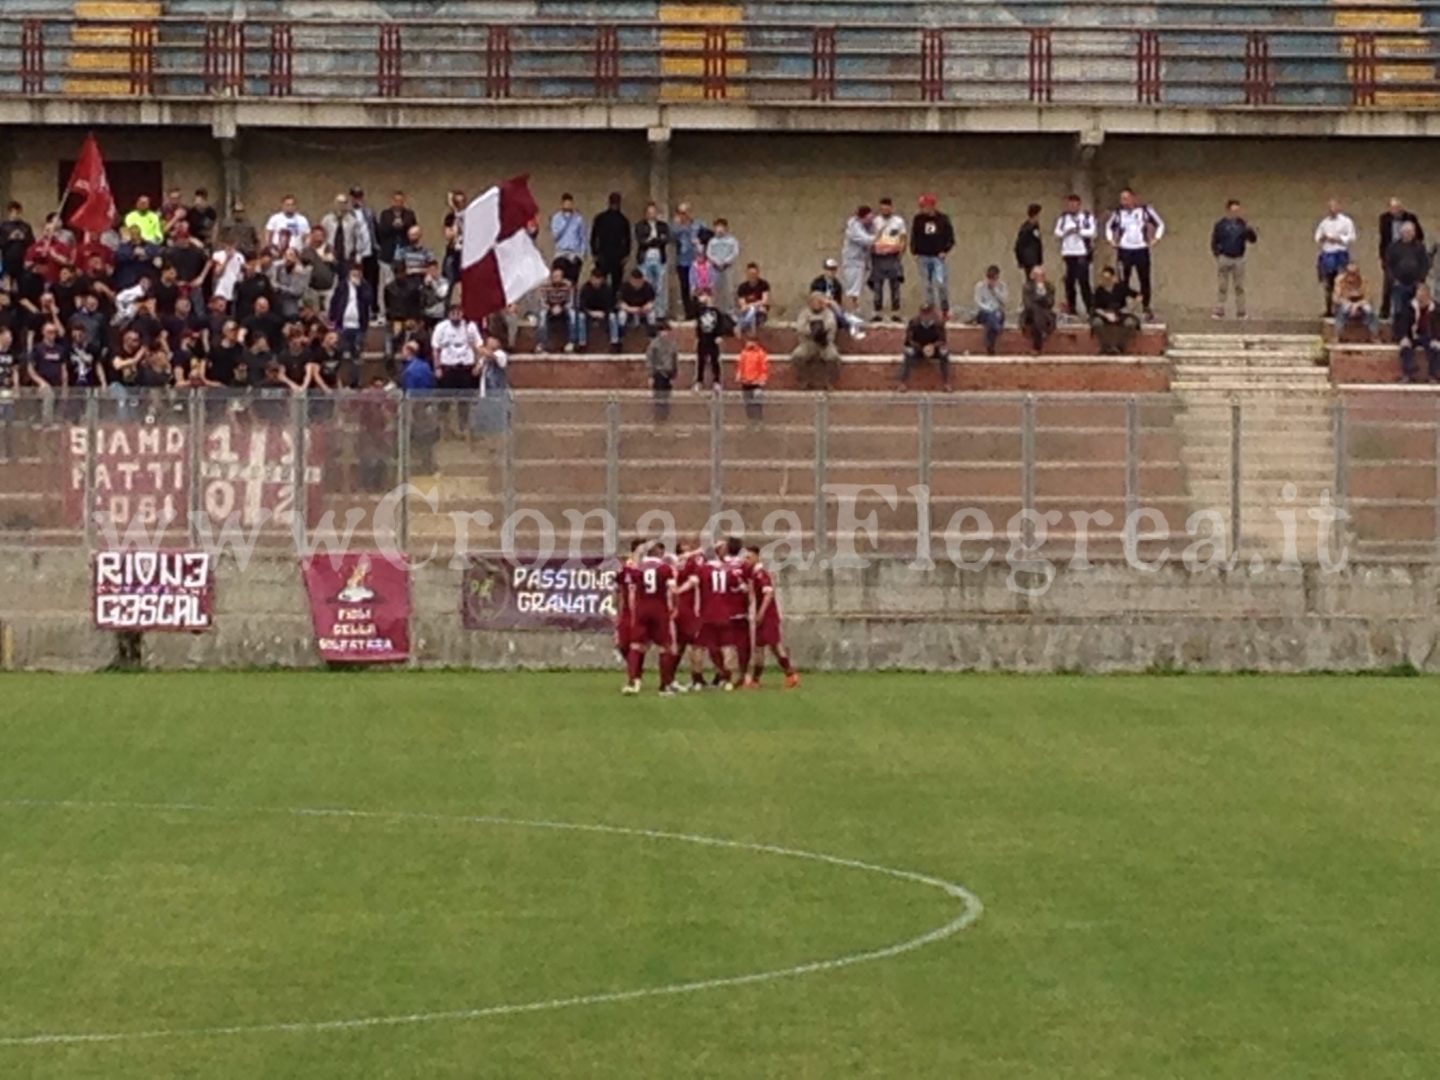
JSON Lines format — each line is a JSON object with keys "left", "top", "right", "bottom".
{"left": 0, "top": 799, "right": 984, "bottom": 1048}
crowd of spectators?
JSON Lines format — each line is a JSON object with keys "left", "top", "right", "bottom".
{"left": 0, "top": 181, "right": 1434, "bottom": 406}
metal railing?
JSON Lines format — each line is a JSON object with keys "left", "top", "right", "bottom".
{"left": 0, "top": 386, "right": 1432, "bottom": 565}
{"left": 2, "top": 10, "right": 1440, "bottom": 108}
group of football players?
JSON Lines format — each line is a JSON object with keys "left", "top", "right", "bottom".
{"left": 616, "top": 536, "right": 799, "bottom": 695}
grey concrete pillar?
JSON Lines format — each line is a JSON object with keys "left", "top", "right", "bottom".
{"left": 1070, "top": 131, "right": 1102, "bottom": 211}
{"left": 218, "top": 135, "right": 242, "bottom": 213}
{"left": 648, "top": 126, "right": 671, "bottom": 217}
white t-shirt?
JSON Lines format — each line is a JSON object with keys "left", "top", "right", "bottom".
{"left": 431, "top": 319, "right": 481, "bottom": 368}
{"left": 478, "top": 349, "right": 508, "bottom": 398}
{"left": 265, "top": 211, "right": 310, "bottom": 252}
{"left": 342, "top": 287, "right": 361, "bottom": 331}
{"left": 211, "top": 250, "right": 245, "bottom": 301}
{"left": 1315, "top": 213, "right": 1357, "bottom": 253}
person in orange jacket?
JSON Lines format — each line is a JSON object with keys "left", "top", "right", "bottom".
{"left": 736, "top": 334, "right": 769, "bottom": 422}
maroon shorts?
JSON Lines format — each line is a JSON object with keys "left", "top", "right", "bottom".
{"left": 675, "top": 616, "right": 702, "bottom": 650}
{"left": 729, "top": 620, "right": 752, "bottom": 651}
{"left": 755, "top": 617, "right": 782, "bottom": 648}
{"left": 698, "top": 622, "right": 731, "bottom": 651}
{"left": 631, "top": 610, "right": 674, "bottom": 649}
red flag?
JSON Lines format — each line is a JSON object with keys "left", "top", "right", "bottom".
{"left": 459, "top": 175, "right": 550, "bottom": 324}
{"left": 65, "top": 134, "right": 116, "bottom": 236}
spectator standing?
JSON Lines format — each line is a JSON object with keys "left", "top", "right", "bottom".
{"left": 1210, "top": 199, "right": 1259, "bottom": 320}
{"left": 1106, "top": 188, "right": 1164, "bottom": 321}
{"left": 736, "top": 335, "right": 770, "bottom": 421}
{"left": 1314, "top": 198, "right": 1356, "bottom": 317}
{"left": 973, "top": 265, "right": 1009, "bottom": 355}
{"left": 322, "top": 195, "right": 359, "bottom": 275}
{"left": 265, "top": 196, "right": 310, "bottom": 254}
{"left": 693, "top": 288, "right": 727, "bottom": 391}
{"left": 163, "top": 222, "right": 209, "bottom": 295}
{"left": 550, "top": 194, "right": 587, "bottom": 285}
{"left": 348, "top": 187, "right": 381, "bottom": 304}
{"left": 1014, "top": 203, "right": 1044, "bottom": 280}
{"left": 328, "top": 264, "right": 374, "bottom": 363}
{"left": 591, "top": 193, "right": 632, "bottom": 296}
{"left": 1379, "top": 197, "right": 1424, "bottom": 320}
{"left": 646, "top": 325, "right": 679, "bottom": 421}
{"left": 910, "top": 194, "right": 955, "bottom": 318}
{"left": 1, "top": 202, "right": 34, "bottom": 282}
{"left": 671, "top": 203, "right": 706, "bottom": 319}
{"left": 1053, "top": 194, "right": 1097, "bottom": 317}
{"left": 376, "top": 192, "right": 417, "bottom": 272}
{"left": 1397, "top": 283, "right": 1440, "bottom": 383}
{"left": 442, "top": 190, "right": 467, "bottom": 285}
{"left": 810, "top": 257, "right": 866, "bottom": 340}
{"left": 124, "top": 196, "right": 163, "bottom": 246}
{"left": 869, "top": 197, "right": 907, "bottom": 322}
{"left": 186, "top": 189, "right": 217, "bottom": 245}
{"left": 841, "top": 205, "right": 876, "bottom": 326}
{"left": 899, "top": 303, "right": 951, "bottom": 392}
{"left": 217, "top": 200, "right": 259, "bottom": 256}
{"left": 704, "top": 220, "right": 741, "bottom": 318}
{"left": 735, "top": 263, "right": 771, "bottom": 335}
{"left": 1385, "top": 221, "right": 1430, "bottom": 329}
{"left": 271, "top": 247, "right": 312, "bottom": 322}
{"left": 431, "top": 303, "right": 482, "bottom": 391}
{"left": 298, "top": 226, "right": 336, "bottom": 308}
{"left": 1021, "top": 266, "right": 1057, "bottom": 353}
{"left": 791, "top": 293, "right": 841, "bottom": 391}
{"left": 634, "top": 202, "right": 671, "bottom": 322}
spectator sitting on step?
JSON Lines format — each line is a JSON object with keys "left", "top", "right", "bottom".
{"left": 1397, "top": 283, "right": 1440, "bottom": 384}
{"left": 578, "top": 266, "right": 622, "bottom": 350}
{"left": 791, "top": 292, "right": 841, "bottom": 391}
{"left": 1332, "top": 263, "right": 1379, "bottom": 339}
{"left": 810, "top": 257, "right": 867, "bottom": 340}
{"left": 1021, "top": 265, "right": 1057, "bottom": 354}
{"left": 1090, "top": 266, "right": 1139, "bottom": 356}
{"left": 735, "top": 262, "right": 771, "bottom": 336}
{"left": 973, "top": 265, "right": 1008, "bottom": 356}
{"left": 619, "top": 268, "right": 658, "bottom": 343}
{"left": 536, "top": 265, "right": 581, "bottom": 354}
{"left": 899, "top": 302, "right": 951, "bottom": 392}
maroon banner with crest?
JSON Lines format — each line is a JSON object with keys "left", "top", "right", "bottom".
{"left": 461, "top": 555, "right": 619, "bottom": 631}
{"left": 302, "top": 552, "right": 410, "bottom": 662}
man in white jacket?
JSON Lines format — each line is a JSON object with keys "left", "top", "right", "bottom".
{"left": 1314, "top": 197, "right": 1357, "bottom": 317}
{"left": 1054, "top": 194, "right": 1097, "bottom": 317}
{"left": 1106, "top": 188, "right": 1164, "bottom": 322}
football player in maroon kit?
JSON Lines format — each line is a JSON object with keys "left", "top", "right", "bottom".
{"left": 623, "top": 541, "right": 680, "bottom": 695}
{"left": 723, "top": 536, "right": 754, "bottom": 678}
{"left": 614, "top": 537, "right": 646, "bottom": 668}
{"left": 742, "top": 544, "right": 800, "bottom": 689}
{"left": 674, "top": 540, "right": 740, "bottom": 689}
{"left": 672, "top": 538, "right": 709, "bottom": 691}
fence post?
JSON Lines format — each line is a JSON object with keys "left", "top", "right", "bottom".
{"left": 1229, "top": 400, "right": 1243, "bottom": 557}
{"left": 396, "top": 393, "right": 410, "bottom": 555}
{"left": 83, "top": 395, "right": 98, "bottom": 554}
{"left": 709, "top": 390, "right": 724, "bottom": 520}
{"left": 916, "top": 394, "right": 933, "bottom": 562}
{"left": 188, "top": 392, "right": 204, "bottom": 547}
{"left": 813, "top": 395, "right": 828, "bottom": 561}
{"left": 1125, "top": 395, "right": 1139, "bottom": 522}
{"left": 1021, "top": 395, "right": 1036, "bottom": 546}
{"left": 1331, "top": 399, "right": 1346, "bottom": 556}
{"left": 502, "top": 393, "right": 516, "bottom": 524}
{"left": 605, "top": 396, "right": 620, "bottom": 530}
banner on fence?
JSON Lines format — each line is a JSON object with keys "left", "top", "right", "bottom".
{"left": 461, "top": 556, "right": 619, "bottom": 631}
{"left": 302, "top": 553, "right": 410, "bottom": 662}
{"left": 92, "top": 550, "right": 214, "bottom": 631}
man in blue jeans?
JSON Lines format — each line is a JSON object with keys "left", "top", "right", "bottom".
{"left": 910, "top": 193, "right": 955, "bottom": 317}
{"left": 973, "top": 265, "right": 1008, "bottom": 355}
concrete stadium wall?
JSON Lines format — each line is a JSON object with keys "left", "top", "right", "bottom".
{"left": 4, "top": 550, "right": 1439, "bottom": 673}
{"left": 5, "top": 126, "right": 1437, "bottom": 322}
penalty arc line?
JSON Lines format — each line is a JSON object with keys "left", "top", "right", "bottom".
{"left": 0, "top": 798, "right": 985, "bottom": 1048}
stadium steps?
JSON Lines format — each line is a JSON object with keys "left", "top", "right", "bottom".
{"left": 64, "top": 1, "right": 162, "bottom": 96}
{"left": 1334, "top": 3, "right": 1440, "bottom": 108}
{"left": 1168, "top": 333, "right": 1339, "bottom": 556}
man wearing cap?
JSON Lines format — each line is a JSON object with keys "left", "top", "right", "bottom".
{"left": 841, "top": 206, "right": 877, "bottom": 327}
{"left": 591, "top": 192, "right": 632, "bottom": 296}
{"left": 810, "top": 257, "right": 867, "bottom": 341}
{"left": 911, "top": 194, "right": 955, "bottom": 319}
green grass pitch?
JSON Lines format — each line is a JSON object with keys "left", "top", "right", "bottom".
{"left": 1, "top": 672, "right": 1438, "bottom": 1079}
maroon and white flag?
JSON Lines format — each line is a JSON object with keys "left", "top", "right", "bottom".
{"left": 460, "top": 175, "right": 550, "bottom": 323}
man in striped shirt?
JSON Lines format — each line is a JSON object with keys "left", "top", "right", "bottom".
{"left": 1106, "top": 188, "right": 1164, "bottom": 322}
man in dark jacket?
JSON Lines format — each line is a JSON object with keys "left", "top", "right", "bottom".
{"left": 591, "top": 192, "right": 632, "bottom": 296}
{"left": 376, "top": 191, "right": 418, "bottom": 266}
{"left": 1014, "top": 203, "right": 1044, "bottom": 278}
{"left": 910, "top": 194, "right": 956, "bottom": 317}
{"left": 1210, "top": 199, "right": 1259, "bottom": 319}
{"left": 1385, "top": 220, "right": 1430, "bottom": 333}
{"left": 899, "top": 302, "right": 951, "bottom": 391}
{"left": 1379, "top": 197, "right": 1424, "bottom": 319}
